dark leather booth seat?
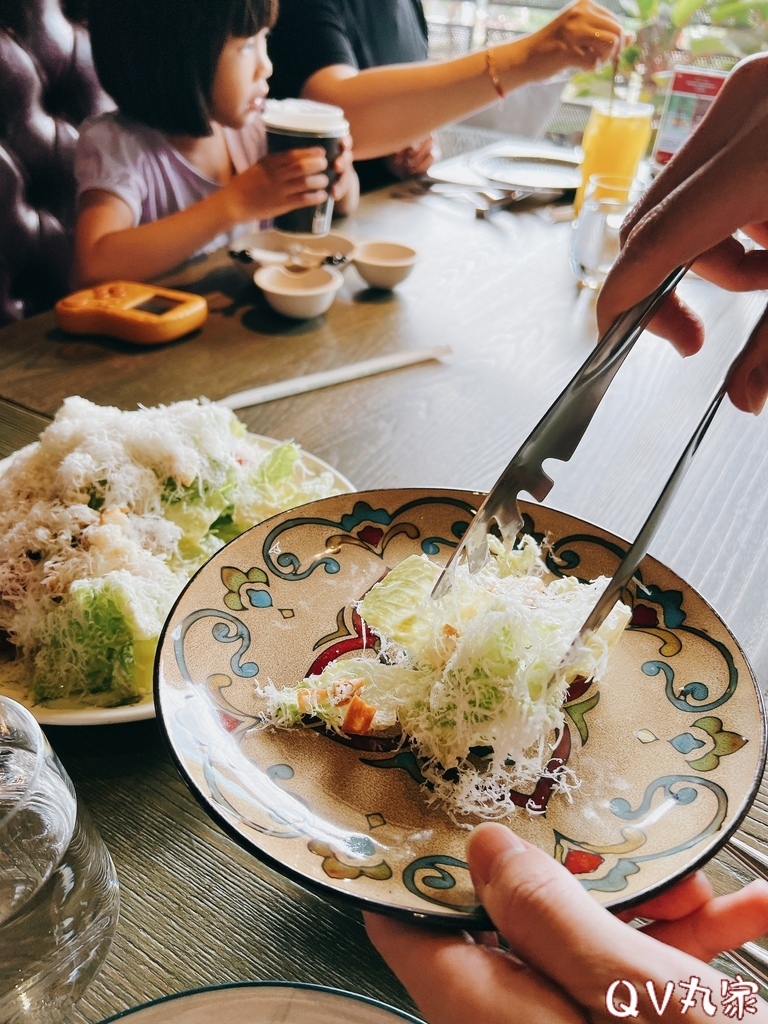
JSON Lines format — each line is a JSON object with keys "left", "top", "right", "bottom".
{"left": 0, "top": 0, "right": 111, "bottom": 325}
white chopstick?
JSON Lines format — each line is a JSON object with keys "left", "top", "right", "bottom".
{"left": 218, "top": 345, "right": 452, "bottom": 410}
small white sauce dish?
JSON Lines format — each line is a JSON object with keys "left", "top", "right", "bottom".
{"left": 279, "top": 230, "right": 357, "bottom": 267}
{"left": 254, "top": 264, "right": 345, "bottom": 319}
{"left": 254, "top": 228, "right": 357, "bottom": 268}
{"left": 352, "top": 241, "right": 418, "bottom": 289}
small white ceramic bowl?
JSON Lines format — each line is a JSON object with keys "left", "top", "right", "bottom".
{"left": 254, "top": 264, "right": 344, "bottom": 319}
{"left": 352, "top": 241, "right": 418, "bottom": 289}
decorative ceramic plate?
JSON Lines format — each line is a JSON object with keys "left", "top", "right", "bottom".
{"left": 97, "top": 982, "right": 422, "bottom": 1023}
{"left": 0, "top": 438, "right": 353, "bottom": 727}
{"left": 155, "top": 488, "right": 766, "bottom": 926}
{"left": 470, "top": 150, "right": 582, "bottom": 191}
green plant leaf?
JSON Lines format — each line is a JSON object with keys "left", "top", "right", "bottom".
{"left": 710, "top": 0, "right": 768, "bottom": 22}
{"left": 636, "top": 0, "right": 659, "bottom": 20}
{"left": 686, "top": 33, "right": 742, "bottom": 56}
{"left": 671, "top": 0, "right": 711, "bottom": 26}
{"left": 620, "top": 41, "right": 642, "bottom": 69}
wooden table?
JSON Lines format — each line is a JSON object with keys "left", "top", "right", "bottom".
{"left": 1, "top": 183, "right": 767, "bottom": 1022}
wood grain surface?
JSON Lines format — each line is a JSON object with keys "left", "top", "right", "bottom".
{"left": 1, "top": 183, "right": 767, "bottom": 1022}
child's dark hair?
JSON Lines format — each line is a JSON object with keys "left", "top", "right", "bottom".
{"left": 87, "top": 0, "right": 278, "bottom": 136}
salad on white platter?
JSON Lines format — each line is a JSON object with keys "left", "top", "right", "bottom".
{"left": 0, "top": 396, "right": 349, "bottom": 718}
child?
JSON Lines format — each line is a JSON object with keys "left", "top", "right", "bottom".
{"left": 74, "top": 0, "right": 358, "bottom": 286}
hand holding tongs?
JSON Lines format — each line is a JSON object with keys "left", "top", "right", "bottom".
{"left": 432, "top": 270, "right": 756, "bottom": 659}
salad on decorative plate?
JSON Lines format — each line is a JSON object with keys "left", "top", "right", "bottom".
{"left": 155, "top": 487, "right": 765, "bottom": 925}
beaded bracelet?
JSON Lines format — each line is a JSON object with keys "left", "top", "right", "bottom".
{"left": 484, "top": 48, "right": 506, "bottom": 101}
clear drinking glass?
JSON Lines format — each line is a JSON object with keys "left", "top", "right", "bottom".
{"left": 570, "top": 174, "right": 641, "bottom": 291}
{"left": 573, "top": 99, "right": 654, "bottom": 214}
{"left": 0, "top": 697, "right": 119, "bottom": 1023}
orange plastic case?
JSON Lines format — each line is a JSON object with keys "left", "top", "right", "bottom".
{"left": 55, "top": 281, "right": 208, "bottom": 344}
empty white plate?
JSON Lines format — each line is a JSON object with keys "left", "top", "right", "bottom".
{"left": 97, "top": 982, "right": 423, "bottom": 1023}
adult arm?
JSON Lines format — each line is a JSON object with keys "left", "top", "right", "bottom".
{"left": 294, "top": 0, "right": 623, "bottom": 159}
{"left": 596, "top": 53, "right": 768, "bottom": 414}
{"left": 366, "top": 822, "right": 768, "bottom": 1024}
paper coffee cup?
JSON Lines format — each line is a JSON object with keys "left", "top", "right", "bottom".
{"left": 264, "top": 99, "right": 349, "bottom": 235}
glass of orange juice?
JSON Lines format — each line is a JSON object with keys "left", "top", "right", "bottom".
{"left": 574, "top": 99, "right": 654, "bottom": 214}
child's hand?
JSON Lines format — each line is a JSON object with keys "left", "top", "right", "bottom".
{"left": 229, "top": 147, "right": 330, "bottom": 222}
{"left": 331, "top": 135, "right": 359, "bottom": 216}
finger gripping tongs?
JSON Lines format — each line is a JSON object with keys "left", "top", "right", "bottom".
{"left": 432, "top": 267, "right": 751, "bottom": 666}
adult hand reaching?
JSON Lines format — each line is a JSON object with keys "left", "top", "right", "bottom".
{"left": 596, "top": 53, "right": 768, "bottom": 415}
{"left": 524, "top": 0, "right": 626, "bottom": 78}
{"left": 365, "top": 822, "right": 768, "bottom": 1024}
{"left": 386, "top": 136, "right": 438, "bottom": 180}
{"left": 291, "top": 0, "right": 624, "bottom": 161}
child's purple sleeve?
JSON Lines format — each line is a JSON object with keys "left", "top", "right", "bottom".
{"left": 75, "top": 113, "right": 143, "bottom": 225}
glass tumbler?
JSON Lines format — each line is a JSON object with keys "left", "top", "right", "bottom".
{"left": 573, "top": 99, "right": 654, "bottom": 214}
{"left": 0, "top": 697, "right": 119, "bottom": 1023}
{"left": 570, "top": 175, "right": 640, "bottom": 291}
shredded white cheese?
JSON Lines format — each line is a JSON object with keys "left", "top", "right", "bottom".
{"left": 0, "top": 396, "right": 340, "bottom": 708}
{"left": 261, "top": 535, "right": 630, "bottom": 822}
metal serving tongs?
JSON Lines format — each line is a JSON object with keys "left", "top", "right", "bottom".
{"left": 432, "top": 265, "right": 689, "bottom": 600}
{"left": 547, "top": 323, "right": 759, "bottom": 679}
{"left": 433, "top": 270, "right": 758, "bottom": 667}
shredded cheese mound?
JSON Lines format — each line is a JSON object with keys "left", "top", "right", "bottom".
{"left": 261, "top": 535, "right": 630, "bottom": 822}
{"left": 0, "top": 396, "right": 341, "bottom": 708}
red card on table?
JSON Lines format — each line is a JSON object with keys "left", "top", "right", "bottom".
{"left": 652, "top": 66, "right": 728, "bottom": 167}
